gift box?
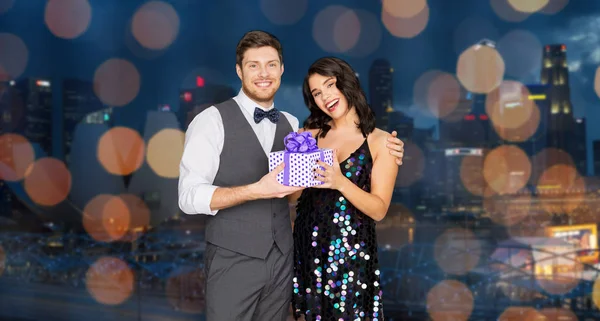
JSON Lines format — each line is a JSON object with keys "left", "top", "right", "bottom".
{"left": 268, "top": 131, "right": 333, "bottom": 187}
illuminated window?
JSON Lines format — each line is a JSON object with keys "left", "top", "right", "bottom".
{"left": 551, "top": 102, "right": 559, "bottom": 114}
{"left": 544, "top": 59, "right": 552, "bottom": 68}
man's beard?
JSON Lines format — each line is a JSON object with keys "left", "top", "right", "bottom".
{"left": 242, "top": 82, "right": 278, "bottom": 105}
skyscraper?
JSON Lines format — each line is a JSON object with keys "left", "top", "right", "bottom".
{"left": 368, "top": 59, "right": 393, "bottom": 130}
{"left": 541, "top": 44, "right": 574, "bottom": 132}
{"left": 13, "top": 78, "right": 53, "bottom": 156}
{"left": 178, "top": 84, "right": 236, "bottom": 130}
{"left": 63, "top": 79, "right": 108, "bottom": 164}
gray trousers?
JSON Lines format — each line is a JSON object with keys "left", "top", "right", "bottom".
{"left": 204, "top": 242, "right": 293, "bottom": 321}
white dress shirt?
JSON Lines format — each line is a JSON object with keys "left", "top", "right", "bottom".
{"left": 178, "top": 89, "right": 299, "bottom": 215}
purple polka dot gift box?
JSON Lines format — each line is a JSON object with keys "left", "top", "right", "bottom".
{"left": 268, "top": 131, "right": 333, "bottom": 187}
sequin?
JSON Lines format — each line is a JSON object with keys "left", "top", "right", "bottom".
{"left": 291, "top": 140, "right": 383, "bottom": 320}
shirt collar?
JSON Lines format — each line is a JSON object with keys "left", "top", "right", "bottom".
{"left": 235, "top": 88, "right": 275, "bottom": 114}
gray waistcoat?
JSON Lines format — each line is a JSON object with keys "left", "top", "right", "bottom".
{"left": 205, "top": 99, "right": 294, "bottom": 259}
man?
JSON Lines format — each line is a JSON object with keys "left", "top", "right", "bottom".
{"left": 178, "top": 30, "right": 405, "bottom": 321}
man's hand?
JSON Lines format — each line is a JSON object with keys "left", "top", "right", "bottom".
{"left": 253, "top": 162, "right": 305, "bottom": 199}
{"left": 387, "top": 130, "right": 405, "bottom": 166}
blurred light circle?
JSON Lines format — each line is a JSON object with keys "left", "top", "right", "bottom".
{"left": 345, "top": 9, "right": 382, "bottom": 58}
{"left": 456, "top": 44, "right": 505, "bottom": 94}
{"left": 333, "top": 9, "right": 360, "bottom": 53}
{"left": 0, "top": 134, "right": 34, "bottom": 181}
{"left": 538, "top": 308, "right": 578, "bottom": 321}
{"left": 499, "top": 307, "right": 545, "bottom": 321}
{"left": 86, "top": 257, "right": 134, "bottom": 305}
{"left": 146, "top": 128, "right": 185, "bottom": 178}
{"left": 83, "top": 194, "right": 131, "bottom": 242}
{"left": 97, "top": 127, "right": 145, "bottom": 175}
{"left": 485, "top": 81, "right": 535, "bottom": 130}
{"left": 132, "top": 1, "right": 179, "bottom": 50}
{"left": 540, "top": 0, "right": 569, "bottom": 14}
{"left": 0, "top": 0, "right": 14, "bottom": 14}
{"left": 426, "top": 280, "right": 474, "bottom": 321}
{"left": 490, "top": 0, "right": 531, "bottom": 22}
{"left": 453, "top": 16, "right": 499, "bottom": 54}
{"left": 382, "top": 0, "right": 427, "bottom": 19}
{"left": 0, "top": 33, "right": 28, "bottom": 80}
{"left": 44, "top": 0, "right": 92, "bottom": 39}
{"left": 414, "top": 70, "right": 443, "bottom": 108}
{"left": 508, "top": 0, "right": 549, "bottom": 13}
{"left": 93, "top": 58, "right": 140, "bottom": 107}
{"left": 24, "top": 158, "right": 71, "bottom": 206}
{"left": 382, "top": 4, "right": 429, "bottom": 39}
{"left": 498, "top": 30, "right": 543, "bottom": 79}
{"left": 483, "top": 145, "right": 531, "bottom": 194}
{"left": 395, "top": 141, "right": 425, "bottom": 187}
{"left": 313, "top": 5, "right": 359, "bottom": 53}
{"left": 434, "top": 228, "right": 481, "bottom": 275}
{"left": 460, "top": 156, "right": 488, "bottom": 196}
{"left": 260, "top": 0, "right": 307, "bottom": 25}
{"left": 118, "top": 194, "right": 150, "bottom": 242}
{"left": 594, "top": 67, "right": 600, "bottom": 99}
{"left": 491, "top": 101, "right": 540, "bottom": 142}
{"left": 426, "top": 72, "right": 461, "bottom": 119}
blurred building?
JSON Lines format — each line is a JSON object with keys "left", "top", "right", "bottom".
{"left": 12, "top": 78, "right": 53, "bottom": 156}
{"left": 62, "top": 79, "right": 111, "bottom": 165}
{"left": 594, "top": 140, "right": 600, "bottom": 176}
{"left": 178, "top": 81, "right": 236, "bottom": 130}
{"left": 368, "top": 59, "right": 393, "bottom": 130}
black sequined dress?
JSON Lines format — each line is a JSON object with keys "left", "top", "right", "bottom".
{"left": 291, "top": 139, "right": 384, "bottom": 321}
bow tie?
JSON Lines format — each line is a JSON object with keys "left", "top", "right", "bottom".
{"left": 253, "top": 107, "right": 280, "bottom": 124}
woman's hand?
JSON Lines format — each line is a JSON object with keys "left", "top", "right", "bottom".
{"left": 313, "top": 150, "right": 348, "bottom": 191}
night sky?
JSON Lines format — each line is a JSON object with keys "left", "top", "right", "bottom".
{"left": 2, "top": 0, "right": 600, "bottom": 157}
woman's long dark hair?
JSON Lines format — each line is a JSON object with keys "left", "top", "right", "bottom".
{"left": 302, "top": 57, "right": 376, "bottom": 138}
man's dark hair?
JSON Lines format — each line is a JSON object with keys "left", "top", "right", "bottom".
{"left": 302, "top": 57, "right": 375, "bottom": 138}
{"left": 236, "top": 30, "right": 283, "bottom": 66}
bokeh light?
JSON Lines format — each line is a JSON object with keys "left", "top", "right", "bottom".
{"left": 507, "top": 0, "right": 549, "bottom": 13}
{"left": 97, "top": 127, "right": 145, "bottom": 175}
{"left": 434, "top": 228, "right": 481, "bottom": 275}
{"left": 540, "top": 0, "right": 569, "bottom": 14}
{"left": 93, "top": 58, "right": 141, "bottom": 107}
{"left": 483, "top": 190, "right": 531, "bottom": 226}
{"left": 344, "top": 9, "right": 382, "bottom": 58}
{"left": 485, "top": 81, "right": 536, "bottom": 131}
{"left": 132, "top": 1, "right": 180, "bottom": 50}
{"left": 426, "top": 280, "right": 474, "bottom": 321}
{"left": 381, "top": 3, "right": 429, "bottom": 39}
{"left": 24, "top": 158, "right": 71, "bottom": 206}
{"left": 538, "top": 307, "right": 578, "bottom": 320}
{"left": 483, "top": 145, "right": 531, "bottom": 194}
{"left": 146, "top": 128, "right": 185, "bottom": 179}
{"left": 44, "top": 0, "right": 91, "bottom": 39}
{"left": 382, "top": 0, "right": 427, "bottom": 19}
{"left": 0, "top": 33, "right": 28, "bottom": 80}
{"left": 498, "top": 307, "right": 545, "bottom": 321}
{"left": 260, "top": 0, "right": 307, "bottom": 25}
{"left": 592, "top": 276, "right": 600, "bottom": 309}
{"left": 460, "top": 156, "right": 489, "bottom": 197}
{"left": 456, "top": 44, "right": 505, "bottom": 94}
{"left": 0, "top": 134, "right": 34, "bottom": 181}
{"left": 490, "top": 0, "right": 531, "bottom": 22}
{"left": 313, "top": 6, "right": 360, "bottom": 54}
{"left": 83, "top": 194, "right": 131, "bottom": 242}
{"left": 0, "top": 0, "right": 14, "bottom": 14}
{"left": 426, "top": 72, "right": 461, "bottom": 119}
{"left": 395, "top": 141, "right": 425, "bottom": 187}
{"left": 118, "top": 194, "right": 150, "bottom": 242}
{"left": 333, "top": 9, "right": 360, "bottom": 53}
{"left": 86, "top": 257, "right": 134, "bottom": 305}
{"left": 594, "top": 67, "right": 600, "bottom": 99}
{"left": 497, "top": 30, "right": 543, "bottom": 79}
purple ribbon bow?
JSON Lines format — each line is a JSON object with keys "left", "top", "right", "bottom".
{"left": 284, "top": 131, "right": 318, "bottom": 153}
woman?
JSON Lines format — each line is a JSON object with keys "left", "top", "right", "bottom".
{"left": 290, "top": 57, "right": 398, "bottom": 320}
